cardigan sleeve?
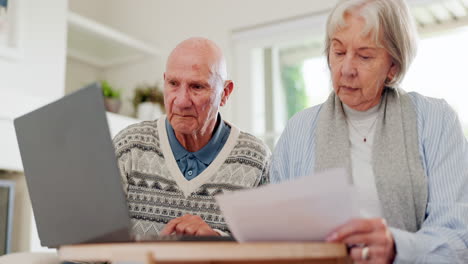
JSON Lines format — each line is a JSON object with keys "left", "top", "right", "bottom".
{"left": 391, "top": 98, "right": 468, "bottom": 263}
{"left": 113, "top": 129, "right": 132, "bottom": 195}
{"left": 269, "top": 105, "right": 321, "bottom": 183}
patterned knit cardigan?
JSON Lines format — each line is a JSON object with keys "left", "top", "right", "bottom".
{"left": 113, "top": 117, "right": 271, "bottom": 235}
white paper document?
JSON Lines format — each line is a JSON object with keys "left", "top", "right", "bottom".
{"left": 216, "top": 168, "right": 361, "bottom": 242}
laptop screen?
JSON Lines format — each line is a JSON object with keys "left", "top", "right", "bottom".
{"left": 14, "top": 84, "right": 132, "bottom": 247}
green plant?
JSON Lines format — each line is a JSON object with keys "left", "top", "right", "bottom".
{"left": 281, "top": 64, "right": 308, "bottom": 119}
{"left": 101, "top": 80, "right": 121, "bottom": 99}
{"left": 132, "top": 83, "right": 164, "bottom": 112}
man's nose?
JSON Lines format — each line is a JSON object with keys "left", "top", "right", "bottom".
{"left": 173, "top": 87, "right": 192, "bottom": 108}
{"left": 340, "top": 54, "right": 357, "bottom": 78}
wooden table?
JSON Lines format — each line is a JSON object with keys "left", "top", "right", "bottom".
{"left": 59, "top": 242, "right": 350, "bottom": 264}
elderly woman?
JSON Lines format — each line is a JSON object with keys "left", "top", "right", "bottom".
{"left": 270, "top": 0, "right": 468, "bottom": 263}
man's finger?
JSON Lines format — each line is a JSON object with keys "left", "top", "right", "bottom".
{"left": 160, "top": 218, "right": 182, "bottom": 236}
{"left": 160, "top": 224, "right": 175, "bottom": 236}
{"left": 175, "top": 220, "right": 191, "bottom": 234}
{"left": 183, "top": 224, "right": 199, "bottom": 236}
{"left": 196, "top": 227, "right": 218, "bottom": 236}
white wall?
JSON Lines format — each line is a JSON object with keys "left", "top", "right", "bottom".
{"left": 65, "top": 58, "right": 102, "bottom": 94}
{"left": 0, "top": 0, "right": 68, "bottom": 252}
{"left": 66, "top": 0, "right": 106, "bottom": 97}
{"left": 68, "top": 0, "right": 105, "bottom": 23}
{"left": 0, "top": 0, "right": 67, "bottom": 106}
{"left": 0, "top": 0, "right": 68, "bottom": 171}
{"left": 67, "top": 0, "right": 338, "bottom": 127}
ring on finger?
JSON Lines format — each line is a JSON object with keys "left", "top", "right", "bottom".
{"left": 361, "top": 246, "right": 370, "bottom": 260}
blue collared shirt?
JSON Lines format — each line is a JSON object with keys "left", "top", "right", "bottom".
{"left": 166, "top": 115, "right": 231, "bottom": 180}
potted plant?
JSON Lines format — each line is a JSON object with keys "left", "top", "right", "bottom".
{"left": 101, "top": 80, "right": 122, "bottom": 113}
{"left": 132, "top": 83, "right": 165, "bottom": 120}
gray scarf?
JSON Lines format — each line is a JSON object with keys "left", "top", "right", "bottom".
{"left": 315, "top": 87, "right": 427, "bottom": 232}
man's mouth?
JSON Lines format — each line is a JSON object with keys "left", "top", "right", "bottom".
{"left": 173, "top": 114, "right": 196, "bottom": 118}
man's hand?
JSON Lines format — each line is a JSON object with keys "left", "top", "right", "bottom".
{"left": 326, "top": 218, "right": 396, "bottom": 264}
{"left": 160, "top": 214, "right": 219, "bottom": 236}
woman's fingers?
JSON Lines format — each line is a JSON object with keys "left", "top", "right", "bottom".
{"left": 349, "top": 246, "right": 372, "bottom": 263}
{"left": 327, "top": 218, "right": 378, "bottom": 242}
{"left": 327, "top": 218, "right": 395, "bottom": 263}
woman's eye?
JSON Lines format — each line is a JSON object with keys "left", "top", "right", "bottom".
{"left": 359, "top": 55, "right": 372, "bottom": 60}
{"left": 335, "top": 52, "right": 345, "bottom": 56}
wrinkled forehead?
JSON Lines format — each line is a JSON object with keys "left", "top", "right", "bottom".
{"left": 332, "top": 16, "right": 379, "bottom": 47}
{"left": 329, "top": 7, "right": 382, "bottom": 47}
{"left": 166, "top": 52, "right": 221, "bottom": 81}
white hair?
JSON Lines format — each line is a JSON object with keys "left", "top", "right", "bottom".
{"left": 325, "top": 0, "right": 418, "bottom": 86}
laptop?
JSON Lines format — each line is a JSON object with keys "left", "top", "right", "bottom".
{"left": 14, "top": 83, "right": 234, "bottom": 248}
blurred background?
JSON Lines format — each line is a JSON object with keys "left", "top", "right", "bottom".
{"left": 0, "top": 0, "right": 467, "bottom": 255}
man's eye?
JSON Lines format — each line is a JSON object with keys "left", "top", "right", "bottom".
{"left": 169, "top": 81, "right": 177, "bottom": 86}
{"left": 192, "top": 84, "right": 204, "bottom": 89}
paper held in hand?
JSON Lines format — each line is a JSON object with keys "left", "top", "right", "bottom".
{"left": 215, "top": 168, "right": 361, "bottom": 242}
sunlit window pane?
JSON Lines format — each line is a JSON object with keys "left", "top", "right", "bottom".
{"left": 402, "top": 27, "right": 468, "bottom": 135}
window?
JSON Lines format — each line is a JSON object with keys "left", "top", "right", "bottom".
{"left": 403, "top": 28, "right": 468, "bottom": 135}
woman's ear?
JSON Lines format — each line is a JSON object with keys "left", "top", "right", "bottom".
{"left": 387, "top": 62, "right": 398, "bottom": 82}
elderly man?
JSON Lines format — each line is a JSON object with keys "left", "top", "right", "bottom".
{"left": 113, "top": 37, "right": 270, "bottom": 237}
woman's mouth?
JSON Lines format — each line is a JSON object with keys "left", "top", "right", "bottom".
{"left": 340, "top": 86, "right": 359, "bottom": 92}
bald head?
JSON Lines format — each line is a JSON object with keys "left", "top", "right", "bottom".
{"left": 166, "top": 37, "right": 228, "bottom": 84}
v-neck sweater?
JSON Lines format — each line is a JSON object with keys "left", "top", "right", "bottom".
{"left": 113, "top": 116, "right": 271, "bottom": 235}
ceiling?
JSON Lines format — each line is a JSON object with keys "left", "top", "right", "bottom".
{"left": 412, "top": 0, "right": 468, "bottom": 33}
{"left": 277, "top": 0, "right": 468, "bottom": 66}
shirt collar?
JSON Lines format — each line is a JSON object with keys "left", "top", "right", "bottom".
{"left": 343, "top": 99, "right": 381, "bottom": 121}
{"left": 165, "top": 118, "right": 187, "bottom": 160}
{"left": 166, "top": 114, "right": 228, "bottom": 164}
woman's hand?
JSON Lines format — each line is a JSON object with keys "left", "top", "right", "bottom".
{"left": 160, "top": 214, "right": 219, "bottom": 236}
{"left": 326, "top": 218, "right": 396, "bottom": 263}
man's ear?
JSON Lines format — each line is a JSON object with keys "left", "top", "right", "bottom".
{"left": 220, "top": 80, "right": 234, "bottom": 106}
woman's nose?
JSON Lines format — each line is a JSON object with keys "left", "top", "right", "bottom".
{"left": 341, "top": 55, "right": 357, "bottom": 78}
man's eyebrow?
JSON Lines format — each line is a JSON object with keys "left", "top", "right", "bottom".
{"left": 165, "top": 75, "right": 178, "bottom": 80}
{"left": 188, "top": 79, "right": 210, "bottom": 86}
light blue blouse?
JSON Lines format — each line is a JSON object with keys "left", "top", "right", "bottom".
{"left": 270, "top": 92, "right": 468, "bottom": 263}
